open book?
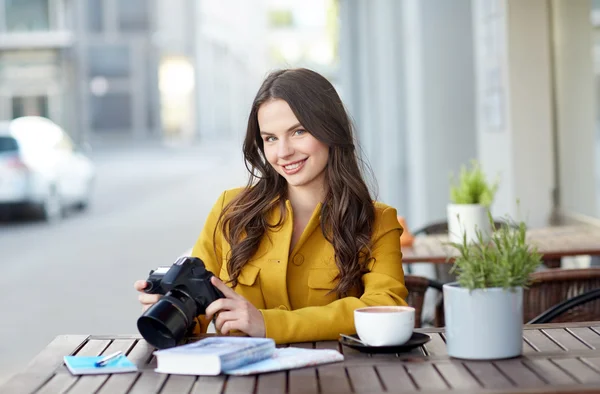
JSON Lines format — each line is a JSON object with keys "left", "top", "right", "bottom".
{"left": 153, "top": 337, "right": 344, "bottom": 376}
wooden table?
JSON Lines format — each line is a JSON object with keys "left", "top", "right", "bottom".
{"left": 3, "top": 322, "right": 600, "bottom": 393}
{"left": 402, "top": 225, "right": 600, "bottom": 266}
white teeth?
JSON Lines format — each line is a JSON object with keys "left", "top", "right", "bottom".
{"left": 284, "top": 161, "right": 303, "bottom": 170}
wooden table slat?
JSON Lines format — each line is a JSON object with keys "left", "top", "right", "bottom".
{"left": 34, "top": 372, "right": 77, "bottom": 394}
{"left": 404, "top": 362, "right": 448, "bottom": 391}
{"left": 522, "top": 337, "right": 538, "bottom": 354}
{"left": 346, "top": 366, "right": 383, "bottom": 393}
{"left": 75, "top": 339, "right": 111, "bottom": 357}
{"left": 463, "top": 361, "right": 514, "bottom": 389}
{"left": 375, "top": 364, "right": 416, "bottom": 391}
{"left": 434, "top": 362, "right": 481, "bottom": 390}
{"left": 568, "top": 327, "right": 600, "bottom": 350}
{"left": 223, "top": 376, "right": 256, "bottom": 394}
{"left": 522, "top": 358, "right": 577, "bottom": 385}
{"left": 550, "top": 358, "right": 600, "bottom": 384}
{"left": 0, "top": 335, "right": 88, "bottom": 394}
{"left": 65, "top": 375, "right": 109, "bottom": 394}
{"left": 256, "top": 371, "right": 286, "bottom": 394}
{"left": 158, "top": 374, "right": 197, "bottom": 394}
{"left": 543, "top": 328, "right": 593, "bottom": 351}
{"left": 97, "top": 373, "right": 139, "bottom": 394}
{"left": 315, "top": 341, "right": 340, "bottom": 351}
{"left": 127, "top": 372, "right": 168, "bottom": 394}
{"left": 289, "top": 368, "right": 318, "bottom": 394}
{"left": 316, "top": 365, "right": 352, "bottom": 393}
{"left": 422, "top": 333, "right": 447, "bottom": 356}
{"left": 493, "top": 358, "right": 546, "bottom": 388}
{"left": 581, "top": 356, "right": 600, "bottom": 374}
{"left": 189, "top": 375, "right": 226, "bottom": 394}
{"left": 126, "top": 340, "right": 155, "bottom": 369}
{"left": 523, "top": 329, "right": 565, "bottom": 352}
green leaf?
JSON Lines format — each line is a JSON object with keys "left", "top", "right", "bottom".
{"left": 449, "top": 160, "right": 498, "bottom": 207}
{"left": 446, "top": 212, "right": 542, "bottom": 290}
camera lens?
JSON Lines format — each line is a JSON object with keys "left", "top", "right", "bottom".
{"left": 137, "top": 289, "right": 197, "bottom": 349}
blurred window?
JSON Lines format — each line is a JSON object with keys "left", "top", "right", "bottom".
{"left": 118, "top": 0, "right": 148, "bottom": 32}
{"left": 268, "top": 9, "right": 294, "bottom": 28}
{"left": 0, "top": 136, "right": 18, "bottom": 152}
{"left": 5, "top": 0, "right": 50, "bottom": 32}
{"left": 90, "top": 93, "right": 132, "bottom": 130}
{"left": 87, "top": 0, "right": 103, "bottom": 32}
{"left": 88, "top": 45, "right": 130, "bottom": 77}
{"left": 12, "top": 96, "right": 49, "bottom": 118}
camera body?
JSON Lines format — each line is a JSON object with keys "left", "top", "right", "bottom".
{"left": 144, "top": 256, "right": 224, "bottom": 314}
{"left": 137, "top": 256, "right": 224, "bottom": 349}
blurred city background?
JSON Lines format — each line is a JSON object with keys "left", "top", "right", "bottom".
{"left": 1, "top": 0, "right": 599, "bottom": 386}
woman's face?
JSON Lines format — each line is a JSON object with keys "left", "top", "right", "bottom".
{"left": 258, "top": 99, "right": 329, "bottom": 193}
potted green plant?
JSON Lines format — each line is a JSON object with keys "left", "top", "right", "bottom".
{"left": 448, "top": 160, "right": 498, "bottom": 244}
{"left": 443, "top": 216, "right": 542, "bottom": 360}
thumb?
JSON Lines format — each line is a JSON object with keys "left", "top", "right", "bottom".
{"left": 134, "top": 280, "right": 148, "bottom": 291}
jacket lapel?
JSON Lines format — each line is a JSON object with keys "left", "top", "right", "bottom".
{"left": 249, "top": 201, "right": 323, "bottom": 310}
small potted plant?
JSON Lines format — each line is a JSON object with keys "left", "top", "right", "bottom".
{"left": 448, "top": 160, "right": 498, "bottom": 244}
{"left": 443, "top": 216, "right": 542, "bottom": 360}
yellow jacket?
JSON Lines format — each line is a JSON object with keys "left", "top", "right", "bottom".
{"left": 191, "top": 188, "right": 407, "bottom": 344}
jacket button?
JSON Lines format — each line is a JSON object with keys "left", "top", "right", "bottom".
{"left": 292, "top": 253, "right": 304, "bottom": 266}
{"left": 278, "top": 305, "right": 289, "bottom": 310}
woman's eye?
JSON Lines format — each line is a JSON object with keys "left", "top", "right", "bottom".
{"left": 294, "top": 129, "right": 306, "bottom": 136}
{"left": 265, "top": 136, "right": 276, "bottom": 142}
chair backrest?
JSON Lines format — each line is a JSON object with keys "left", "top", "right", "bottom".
{"left": 404, "top": 275, "right": 429, "bottom": 328}
{"left": 524, "top": 268, "right": 600, "bottom": 323}
{"left": 404, "top": 275, "right": 446, "bottom": 328}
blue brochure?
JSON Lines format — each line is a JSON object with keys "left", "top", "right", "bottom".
{"left": 63, "top": 354, "right": 138, "bottom": 375}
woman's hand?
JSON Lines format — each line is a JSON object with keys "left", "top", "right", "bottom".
{"left": 205, "top": 276, "right": 266, "bottom": 338}
{"left": 134, "top": 280, "right": 162, "bottom": 312}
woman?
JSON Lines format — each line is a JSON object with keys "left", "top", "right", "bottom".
{"left": 135, "top": 68, "right": 407, "bottom": 344}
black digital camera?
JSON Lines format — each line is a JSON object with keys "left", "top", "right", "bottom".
{"left": 137, "top": 256, "right": 224, "bottom": 349}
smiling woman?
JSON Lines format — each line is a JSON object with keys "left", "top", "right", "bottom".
{"left": 135, "top": 68, "right": 408, "bottom": 344}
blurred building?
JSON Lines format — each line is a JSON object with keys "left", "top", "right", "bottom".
{"left": 340, "top": 0, "right": 598, "bottom": 230}
{"left": 0, "top": 0, "right": 75, "bottom": 136}
{"left": 194, "top": 0, "right": 268, "bottom": 143}
{"left": 266, "top": 0, "right": 338, "bottom": 81}
{"left": 0, "top": 0, "right": 195, "bottom": 146}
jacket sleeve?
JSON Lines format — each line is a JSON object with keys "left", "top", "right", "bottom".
{"left": 189, "top": 191, "right": 227, "bottom": 335}
{"left": 259, "top": 206, "right": 408, "bottom": 344}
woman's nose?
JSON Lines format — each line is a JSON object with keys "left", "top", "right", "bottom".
{"left": 277, "top": 140, "right": 294, "bottom": 158}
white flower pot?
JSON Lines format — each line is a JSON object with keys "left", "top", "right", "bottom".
{"left": 447, "top": 203, "right": 492, "bottom": 244}
{"left": 443, "top": 283, "right": 523, "bottom": 360}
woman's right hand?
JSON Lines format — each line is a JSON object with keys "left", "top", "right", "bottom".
{"left": 134, "top": 280, "right": 162, "bottom": 312}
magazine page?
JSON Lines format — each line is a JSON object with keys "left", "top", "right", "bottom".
{"left": 224, "top": 347, "right": 344, "bottom": 376}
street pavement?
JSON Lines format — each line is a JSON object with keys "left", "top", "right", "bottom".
{"left": 0, "top": 139, "right": 247, "bottom": 385}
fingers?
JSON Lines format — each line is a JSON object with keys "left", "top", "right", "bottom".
{"left": 138, "top": 293, "right": 161, "bottom": 311}
{"left": 214, "top": 311, "right": 236, "bottom": 332}
{"left": 134, "top": 280, "right": 148, "bottom": 292}
{"left": 205, "top": 298, "right": 239, "bottom": 320}
{"left": 210, "top": 276, "right": 240, "bottom": 299}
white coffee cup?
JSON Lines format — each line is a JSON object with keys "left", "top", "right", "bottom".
{"left": 354, "top": 306, "right": 415, "bottom": 347}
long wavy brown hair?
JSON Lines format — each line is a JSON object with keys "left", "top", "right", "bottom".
{"left": 217, "top": 68, "right": 375, "bottom": 297}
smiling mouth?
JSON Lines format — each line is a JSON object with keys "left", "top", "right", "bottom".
{"left": 281, "top": 159, "right": 307, "bottom": 174}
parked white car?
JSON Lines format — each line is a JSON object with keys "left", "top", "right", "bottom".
{"left": 0, "top": 116, "right": 95, "bottom": 221}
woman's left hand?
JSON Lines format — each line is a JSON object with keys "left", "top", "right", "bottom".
{"left": 205, "top": 276, "right": 266, "bottom": 338}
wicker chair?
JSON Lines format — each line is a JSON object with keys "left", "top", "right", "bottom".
{"left": 404, "top": 274, "right": 444, "bottom": 328}
{"left": 523, "top": 268, "right": 600, "bottom": 323}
